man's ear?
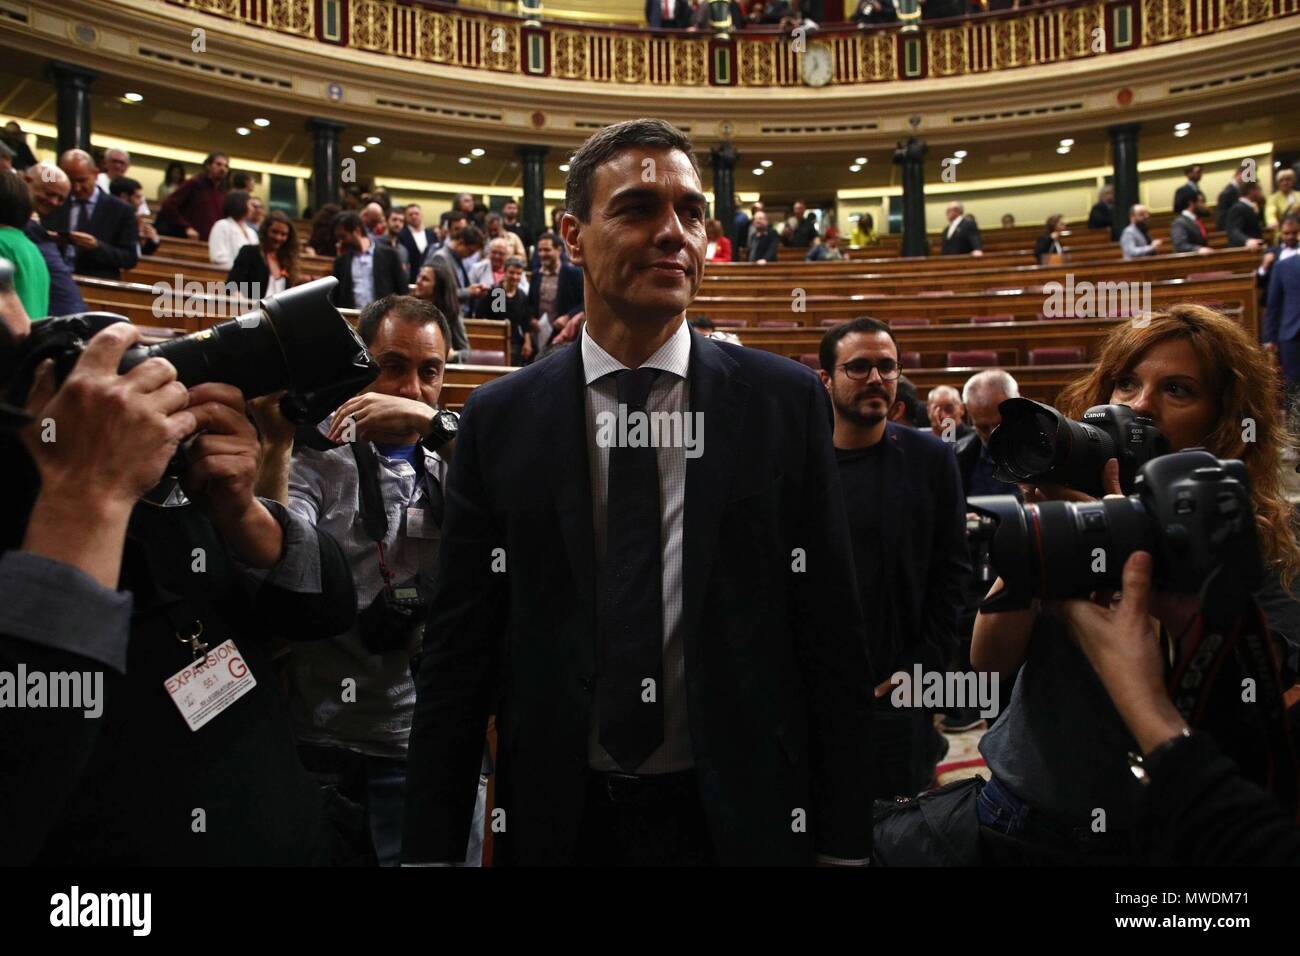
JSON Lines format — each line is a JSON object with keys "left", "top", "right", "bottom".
{"left": 817, "top": 369, "right": 832, "bottom": 394}
{"left": 560, "top": 211, "right": 583, "bottom": 266}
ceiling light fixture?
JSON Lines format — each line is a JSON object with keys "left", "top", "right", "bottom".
{"left": 752, "top": 168, "right": 764, "bottom": 176}
{"left": 352, "top": 144, "right": 367, "bottom": 153}
{"left": 854, "top": 156, "right": 867, "bottom": 164}
{"left": 953, "top": 150, "right": 968, "bottom": 159}
{"left": 760, "top": 160, "right": 773, "bottom": 168}
{"left": 459, "top": 156, "right": 472, "bottom": 165}
{"left": 366, "top": 135, "right": 381, "bottom": 145}
{"left": 253, "top": 118, "right": 271, "bottom": 127}
{"left": 470, "top": 147, "right": 485, "bottom": 157}
{"left": 235, "top": 127, "right": 251, "bottom": 136}
{"left": 123, "top": 92, "right": 143, "bottom": 103}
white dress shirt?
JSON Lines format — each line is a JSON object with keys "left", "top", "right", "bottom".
{"left": 581, "top": 319, "right": 693, "bottom": 775}
{"left": 208, "top": 217, "right": 258, "bottom": 269}
{"left": 407, "top": 225, "right": 429, "bottom": 255}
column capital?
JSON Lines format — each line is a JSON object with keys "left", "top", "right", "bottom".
{"left": 517, "top": 144, "right": 549, "bottom": 161}
{"left": 710, "top": 143, "right": 738, "bottom": 168}
{"left": 47, "top": 60, "right": 99, "bottom": 85}
{"left": 307, "top": 118, "right": 346, "bottom": 135}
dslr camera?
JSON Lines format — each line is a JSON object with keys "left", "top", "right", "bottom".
{"left": 357, "top": 582, "right": 428, "bottom": 655}
{"left": 968, "top": 450, "right": 1263, "bottom": 612}
{"left": 987, "top": 397, "right": 1169, "bottom": 497}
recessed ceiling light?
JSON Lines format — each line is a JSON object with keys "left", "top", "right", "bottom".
{"left": 1056, "top": 145, "right": 1071, "bottom": 154}
{"left": 123, "top": 92, "right": 143, "bottom": 102}
{"left": 1173, "top": 129, "right": 1189, "bottom": 138}
{"left": 352, "top": 144, "right": 367, "bottom": 153}
{"left": 948, "top": 156, "right": 962, "bottom": 164}
{"left": 470, "top": 147, "right": 485, "bottom": 157}
{"left": 235, "top": 127, "right": 251, "bottom": 136}
{"left": 854, "top": 156, "right": 867, "bottom": 164}
{"left": 559, "top": 163, "right": 570, "bottom": 172}
{"left": 953, "top": 150, "right": 968, "bottom": 159}
{"left": 459, "top": 156, "right": 472, "bottom": 164}
{"left": 849, "top": 164, "right": 862, "bottom": 172}
{"left": 366, "top": 135, "right": 381, "bottom": 145}
{"left": 1175, "top": 122, "right": 1191, "bottom": 131}
{"left": 1059, "top": 138, "right": 1074, "bottom": 147}
{"left": 760, "top": 160, "right": 773, "bottom": 168}
{"left": 752, "top": 168, "right": 764, "bottom": 176}
{"left": 253, "top": 118, "right": 270, "bottom": 127}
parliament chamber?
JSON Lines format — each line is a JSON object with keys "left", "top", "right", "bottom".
{"left": 2, "top": 0, "right": 1300, "bottom": 908}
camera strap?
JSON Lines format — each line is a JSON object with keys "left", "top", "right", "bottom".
{"left": 350, "top": 440, "right": 397, "bottom": 599}
{"left": 1169, "top": 583, "right": 1300, "bottom": 820}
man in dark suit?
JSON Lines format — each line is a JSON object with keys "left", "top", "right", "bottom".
{"left": 331, "top": 211, "right": 408, "bottom": 310}
{"left": 40, "top": 149, "right": 138, "bottom": 280}
{"left": 1263, "top": 214, "right": 1300, "bottom": 394}
{"left": 403, "top": 118, "right": 874, "bottom": 867}
{"left": 1173, "top": 164, "right": 1202, "bottom": 215}
{"left": 747, "top": 210, "right": 780, "bottom": 263}
{"left": 1225, "top": 181, "right": 1265, "bottom": 249}
{"left": 1170, "top": 190, "right": 1213, "bottom": 255}
{"left": 1086, "top": 184, "right": 1114, "bottom": 230}
{"left": 528, "top": 231, "right": 586, "bottom": 350}
{"left": 22, "top": 163, "right": 87, "bottom": 315}
{"left": 645, "top": 0, "right": 695, "bottom": 27}
{"left": 1216, "top": 170, "right": 1244, "bottom": 231}
{"left": 785, "top": 199, "right": 818, "bottom": 247}
{"left": 819, "top": 317, "right": 970, "bottom": 798}
{"left": 940, "top": 201, "right": 983, "bottom": 256}
{"left": 398, "top": 203, "right": 439, "bottom": 285}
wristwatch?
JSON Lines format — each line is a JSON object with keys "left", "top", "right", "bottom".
{"left": 424, "top": 409, "right": 459, "bottom": 450}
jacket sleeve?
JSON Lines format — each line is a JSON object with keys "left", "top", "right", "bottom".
{"left": 1137, "top": 731, "right": 1300, "bottom": 865}
{"left": 966, "top": 221, "right": 982, "bottom": 252}
{"left": 917, "top": 443, "right": 972, "bottom": 669}
{"left": 1225, "top": 207, "right": 1251, "bottom": 247}
{"left": 160, "top": 177, "right": 198, "bottom": 234}
{"left": 1263, "top": 260, "right": 1285, "bottom": 344}
{"left": 788, "top": 375, "right": 875, "bottom": 860}
{"left": 403, "top": 388, "right": 506, "bottom": 863}
{"left": 87, "top": 204, "right": 139, "bottom": 272}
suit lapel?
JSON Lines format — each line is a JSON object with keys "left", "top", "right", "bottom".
{"left": 539, "top": 344, "right": 598, "bottom": 614}
{"left": 879, "top": 423, "right": 908, "bottom": 570}
{"left": 681, "top": 334, "right": 750, "bottom": 641}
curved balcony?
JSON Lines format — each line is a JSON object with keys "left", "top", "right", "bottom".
{"left": 168, "top": 0, "right": 1297, "bottom": 87}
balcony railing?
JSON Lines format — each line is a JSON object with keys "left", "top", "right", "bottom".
{"left": 167, "top": 0, "right": 1298, "bottom": 86}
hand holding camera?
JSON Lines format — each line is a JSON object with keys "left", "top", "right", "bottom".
{"left": 327, "top": 392, "right": 434, "bottom": 444}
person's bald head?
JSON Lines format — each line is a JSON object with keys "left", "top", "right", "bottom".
{"left": 361, "top": 202, "right": 385, "bottom": 234}
{"left": 24, "top": 163, "right": 70, "bottom": 216}
{"left": 59, "top": 149, "right": 97, "bottom": 201}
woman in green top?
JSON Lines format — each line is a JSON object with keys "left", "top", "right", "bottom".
{"left": 0, "top": 170, "right": 50, "bottom": 319}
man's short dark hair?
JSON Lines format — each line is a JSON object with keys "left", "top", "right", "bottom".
{"left": 334, "top": 210, "right": 363, "bottom": 234}
{"left": 504, "top": 256, "right": 526, "bottom": 271}
{"left": 689, "top": 316, "right": 716, "bottom": 331}
{"left": 819, "top": 316, "right": 900, "bottom": 374}
{"left": 1194, "top": 190, "right": 1206, "bottom": 204}
{"left": 108, "top": 175, "right": 141, "bottom": 200}
{"left": 892, "top": 375, "right": 925, "bottom": 428}
{"left": 223, "top": 190, "right": 250, "bottom": 221}
{"left": 357, "top": 294, "right": 452, "bottom": 357}
{"left": 454, "top": 224, "right": 485, "bottom": 249}
{"left": 564, "top": 118, "right": 700, "bottom": 223}
{"left": 0, "top": 170, "right": 32, "bottom": 227}
{"left": 1184, "top": 164, "right": 1200, "bottom": 176}
{"left": 405, "top": 203, "right": 421, "bottom": 213}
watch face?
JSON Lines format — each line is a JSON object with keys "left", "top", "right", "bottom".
{"left": 437, "top": 411, "right": 459, "bottom": 433}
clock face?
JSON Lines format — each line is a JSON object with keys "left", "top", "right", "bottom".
{"left": 801, "top": 44, "right": 833, "bottom": 87}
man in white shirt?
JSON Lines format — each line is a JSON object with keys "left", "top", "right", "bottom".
{"left": 398, "top": 204, "right": 438, "bottom": 285}
{"left": 95, "top": 149, "right": 150, "bottom": 216}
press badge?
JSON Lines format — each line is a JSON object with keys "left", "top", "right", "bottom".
{"left": 405, "top": 507, "right": 437, "bottom": 539}
{"left": 163, "top": 639, "right": 257, "bottom": 732}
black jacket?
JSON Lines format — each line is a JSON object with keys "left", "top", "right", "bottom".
{"left": 1224, "top": 200, "right": 1264, "bottom": 247}
{"left": 330, "top": 243, "right": 408, "bottom": 309}
{"left": 2, "top": 492, "right": 357, "bottom": 865}
{"left": 940, "top": 217, "right": 982, "bottom": 255}
{"left": 39, "top": 187, "right": 139, "bottom": 279}
{"left": 1169, "top": 213, "right": 1210, "bottom": 253}
{"left": 397, "top": 226, "right": 438, "bottom": 285}
{"left": 748, "top": 230, "right": 780, "bottom": 262}
{"left": 1087, "top": 201, "right": 1113, "bottom": 230}
{"left": 403, "top": 332, "right": 875, "bottom": 865}
{"left": 787, "top": 213, "right": 818, "bottom": 247}
{"left": 23, "top": 219, "right": 87, "bottom": 316}
{"left": 226, "top": 243, "right": 270, "bottom": 292}
{"left": 527, "top": 263, "right": 584, "bottom": 320}
{"left": 1173, "top": 182, "right": 1200, "bottom": 215}
{"left": 1215, "top": 181, "right": 1241, "bottom": 231}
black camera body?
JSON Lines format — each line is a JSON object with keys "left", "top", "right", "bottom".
{"left": 357, "top": 583, "right": 428, "bottom": 655}
{"left": 969, "top": 449, "right": 1263, "bottom": 612}
{"left": 988, "top": 397, "right": 1170, "bottom": 497}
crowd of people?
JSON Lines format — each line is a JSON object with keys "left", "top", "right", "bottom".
{"left": 2, "top": 116, "right": 1300, "bottom": 869}
{"left": 644, "top": 0, "right": 1046, "bottom": 30}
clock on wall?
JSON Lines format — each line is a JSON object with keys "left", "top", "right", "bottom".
{"left": 800, "top": 42, "right": 833, "bottom": 87}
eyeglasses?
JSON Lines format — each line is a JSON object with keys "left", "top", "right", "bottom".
{"left": 837, "top": 358, "right": 902, "bottom": 381}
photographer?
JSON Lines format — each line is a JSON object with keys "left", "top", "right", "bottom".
{"left": 971, "top": 304, "right": 1300, "bottom": 864}
{"left": 254, "top": 295, "right": 487, "bottom": 867}
{"left": 1, "top": 294, "right": 359, "bottom": 865}
{"left": 1059, "top": 552, "right": 1300, "bottom": 865}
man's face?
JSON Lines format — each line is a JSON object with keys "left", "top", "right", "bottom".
{"left": 105, "top": 152, "right": 129, "bottom": 178}
{"left": 458, "top": 194, "right": 474, "bottom": 214}
{"left": 503, "top": 201, "right": 518, "bottom": 220}
{"left": 387, "top": 210, "right": 405, "bottom": 235}
{"left": 1133, "top": 207, "right": 1150, "bottom": 225}
{"left": 207, "top": 156, "right": 229, "bottom": 182}
{"left": 27, "top": 172, "right": 68, "bottom": 216}
{"left": 1189, "top": 166, "right": 1201, "bottom": 182}
{"left": 129, "top": 188, "right": 144, "bottom": 209}
{"left": 946, "top": 203, "right": 961, "bottom": 223}
{"left": 564, "top": 147, "right": 707, "bottom": 326}
{"left": 335, "top": 226, "right": 361, "bottom": 253}
{"left": 793, "top": 201, "right": 806, "bottom": 218}
{"left": 822, "top": 331, "right": 897, "bottom": 429}
{"left": 248, "top": 198, "right": 264, "bottom": 223}
{"left": 368, "top": 316, "right": 447, "bottom": 440}
{"left": 489, "top": 243, "right": 507, "bottom": 270}
{"left": 752, "top": 211, "right": 768, "bottom": 232}
{"left": 1281, "top": 219, "right": 1299, "bottom": 249}
{"left": 967, "top": 392, "right": 1008, "bottom": 446}
{"left": 928, "top": 391, "right": 964, "bottom": 434}
{"left": 1001, "top": 215, "right": 1014, "bottom": 228}
{"left": 63, "top": 158, "right": 96, "bottom": 201}
{"left": 415, "top": 267, "right": 435, "bottom": 299}
{"left": 1101, "top": 188, "right": 1114, "bottom": 204}
{"left": 406, "top": 206, "right": 422, "bottom": 229}
{"left": 1187, "top": 196, "right": 1203, "bottom": 215}
{"left": 537, "top": 237, "right": 559, "bottom": 270}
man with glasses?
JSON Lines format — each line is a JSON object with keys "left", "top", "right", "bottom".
{"left": 818, "top": 317, "right": 971, "bottom": 798}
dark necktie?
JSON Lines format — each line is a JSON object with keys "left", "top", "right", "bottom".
{"left": 598, "top": 366, "right": 665, "bottom": 772}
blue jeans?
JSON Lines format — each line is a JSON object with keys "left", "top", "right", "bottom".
{"left": 978, "top": 773, "right": 1137, "bottom": 864}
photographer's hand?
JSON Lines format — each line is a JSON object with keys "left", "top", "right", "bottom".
{"left": 327, "top": 392, "right": 435, "bottom": 444}
{"left": 1020, "top": 457, "right": 1121, "bottom": 503}
{"left": 1055, "top": 552, "right": 1190, "bottom": 755}
{"left": 183, "top": 383, "right": 284, "bottom": 569}
{"left": 21, "top": 324, "right": 195, "bottom": 587}
{"left": 247, "top": 391, "right": 295, "bottom": 505}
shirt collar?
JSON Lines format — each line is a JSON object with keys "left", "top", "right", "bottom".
{"left": 581, "top": 318, "right": 691, "bottom": 387}
{"left": 1182, "top": 209, "right": 1198, "bottom": 220}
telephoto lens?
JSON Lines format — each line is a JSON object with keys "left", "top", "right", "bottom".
{"left": 987, "top": 397, "right": 1169, "bottom": 496}
{"left": 969, "top": 449, "right": 1263, "bottom": 612}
